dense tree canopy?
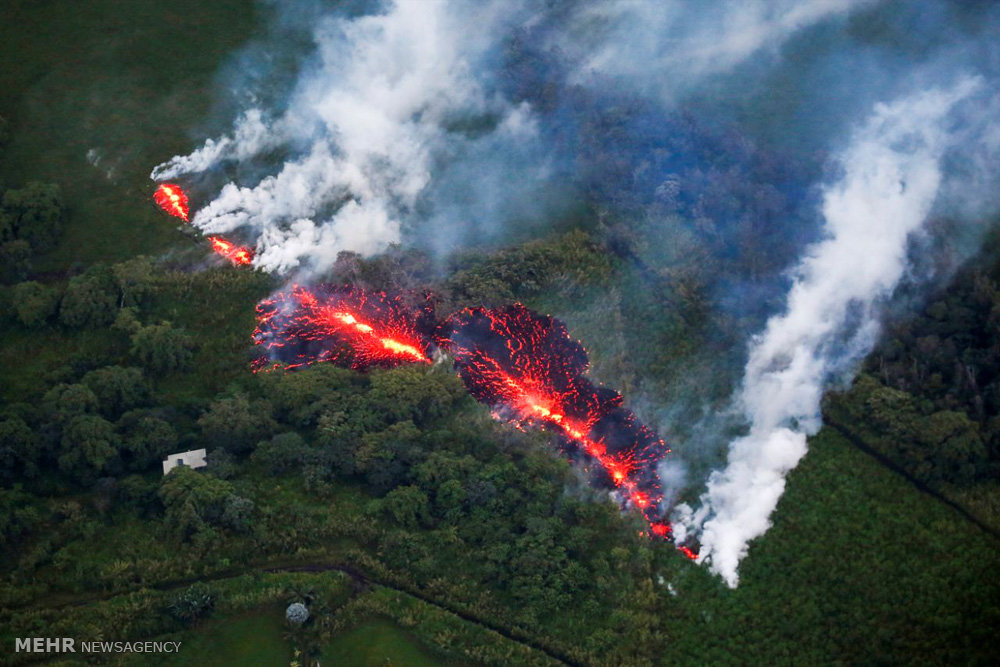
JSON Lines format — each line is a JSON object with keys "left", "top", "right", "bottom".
{"left": 60, "top": 265, "right": 118, "bottom": 328}
{"left": 130, "top": 323, "right": 194, "bottom": 374}
{"left": 1, "top": 182, "right": 62, "bottom": 251}
{"left": 81, "top": 366, "right": 150, "bottom": 418}
{"left": 198, "top": 395, "right": 277, "bottom": 454}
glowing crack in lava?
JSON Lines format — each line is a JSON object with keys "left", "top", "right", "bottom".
{"left": 253, "top": 285, "right": 433, "bottom": 371}
{"left": 437, "top": 304, "right": 674, "bottom": 537}
{"left": 207, "top": 236, "right": 256, "bottom": 266}
{"left": 153, "top": 183, "right": 189, "bottom": 221}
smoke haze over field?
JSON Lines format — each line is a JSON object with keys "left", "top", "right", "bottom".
{"left": 153, "top": 0, "right": 1000, "bottom": 585}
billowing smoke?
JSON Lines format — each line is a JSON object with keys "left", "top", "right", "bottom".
{"left": 152, "top": 0, "right": 544, "bottom": 274}
{"left": 151, "top": 0, "right": 862, "bottom": 275}
{"left": 674, "top": 78, "right": 988, "bottom": 587}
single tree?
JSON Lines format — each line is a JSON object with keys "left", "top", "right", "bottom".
{"left": 119, "top": 412, "right": 177, "bottom": 471}
{"left": 0, "top": 240, "right": 31, "bottom": 284}
{"left": 12, "top": 280, "right": 58, "bottom": 327}
{"left": 197, "top": 395, "right": 276, "bottom": 454}
{"left": 111, "top": 256, "right": 156, "bottom": 308}
{"left": 60, "top": 265, "right": 117, "bottom": 328}
{"left": 57, "top": 414, "right": 119, "bottom": 482}
{"left": 285, "top": 602, "right": 309, "bottom": 625}
{"left": 81, "top": 366, "right": 150, "bottom": 418}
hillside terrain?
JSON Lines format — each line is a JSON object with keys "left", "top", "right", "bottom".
{"left": 1, "top": 1, "right": 998, "bottom": 665}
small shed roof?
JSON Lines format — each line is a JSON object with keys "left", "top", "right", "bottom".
{"left": 162, "top": 448, "right": 208, "bottom": 475}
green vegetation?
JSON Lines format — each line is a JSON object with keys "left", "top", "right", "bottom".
{"left": 321, "top": 619, "right": 442, "bottom": 667}
{"left": 153, "top": 610, "right": 290, "bottom": 667}
{"left": 0, "top": 0, "right": 259, "bottom": 270}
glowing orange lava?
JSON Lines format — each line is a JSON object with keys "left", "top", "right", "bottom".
{"left": 490, "top": 363, "right": 653, "bottom": 509}
{"left": 207, "top": 236, "right": 255, "bottom": 266}
{"left": 253, "top": 292, "right": 697, "bottom": 559}
{"left": 153, "top": 183, "right": 189, "bottom": 221}
{"left": 308, "top": 298, "right": 429, "bottom": 364}
{"left": 677, "top": 544, "right": 699, "bottom": 561}
{"left": 439, "top": 304, "right": 672, "bottom": 533}
{"left": 253, "top": 285, "right": 433, "bottom": 371}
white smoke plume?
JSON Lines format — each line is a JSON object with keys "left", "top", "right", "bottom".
{"left": 152, "top": 1, "right": 536, "bottom": 273}
{"left": 675, "top": 78, "right": 983, "bottom": 587}
{"left": 151, "top": 109, "right": 278, "bottom": 181}
{"left": 151, "top": 0, "right": 867, "bottom": 275}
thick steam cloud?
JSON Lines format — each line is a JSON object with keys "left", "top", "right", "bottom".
{"left": 152, "top": 1, "right": 542, "bottom": 274}
{"left": 675, "top": 78, "right": 990, "bottom": 587}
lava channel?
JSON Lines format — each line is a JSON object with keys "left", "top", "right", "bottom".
{"left": 253, "top": 285, "right": 433, "bottom": 371}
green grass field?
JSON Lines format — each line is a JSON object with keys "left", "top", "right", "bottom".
{"left": 143, "top": 609, "right": 290, "bottom": 667}
{"left": 661, "top": 428, "right": 1000, "bottom": 664}
{"left": 322, "top": 619, "right": 444, "bottom": 667}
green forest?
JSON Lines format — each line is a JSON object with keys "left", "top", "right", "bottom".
{"left": 2, "top": 1, "right": 999, "bottom": 666}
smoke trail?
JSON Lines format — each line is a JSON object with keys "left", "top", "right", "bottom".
{"left": 151, "top": 109, "right": 277, "bottom": 180}
{"left": 675, "top": 78, "right": 983, "bottom": 587}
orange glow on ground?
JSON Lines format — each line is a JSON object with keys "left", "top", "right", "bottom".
{"left": 153, "top": 183, "right": 189, "bottom": 221}
{"left": 253, "top": 286, "right": 432, "bottom": 371}
{"left": 207, "top": 236, "right": 255, "bottom": 265}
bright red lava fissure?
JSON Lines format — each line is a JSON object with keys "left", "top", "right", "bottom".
{"left": 253, "top": 293, "right": 695, "bottom": 554}
{"left": 152, "top": 184, "right": 255, "bottom": 266}
{"left": 437, "top": 304, "right": 677, "bottom": 540}
{"left": 153, "top": 183, "right": 189, "bottom": 221}
{"left": 253, "top": 285, "right": 433, "bottom": 372}
{"left": 207, "top": 236, "right": 256, "bottom": 266}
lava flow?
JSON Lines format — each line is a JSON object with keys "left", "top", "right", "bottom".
{"left": 253, "top": 285, "right": 433, "bottom": 371}
{"left": 251, "top": 289, "right": 688, "bottom": 549}
{"left": 437, "top": 304, "right": 671, "bottom": 532}
{"left": 153, "top": 183, "right": 189, "bottom": 221}
{"left": 207, "top": 236, "right": 256, "bottom": 266}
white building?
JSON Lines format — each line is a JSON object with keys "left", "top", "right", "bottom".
{"left": 162, "top": 448, "right": 208, "bottom": 475}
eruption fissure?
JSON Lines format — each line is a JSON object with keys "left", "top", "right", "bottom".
{"left": 153, "top": 183, "right": 189, "bottom": 221}
{"left": 253, "top": 290, "right": 684, "bottom": 545}
{"left": 153, "top": 184, "right": 256, "bottom": 267}
{"left": 207, "top": 236, "right": 256, "bottom": 266}
{"left": 439, "top": 305, "right": 676, "bottom": 539}
{"left": 253, "top": 285, "right": 433, "bottom": 371}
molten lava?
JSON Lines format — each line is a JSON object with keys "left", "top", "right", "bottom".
{"left": 207, "top": 236, "right": 256, "bottom": 266}
{"left": 150, "top": 186, "right": 253, "bottom": 265}
{"left": 253, "top": 285, "right": 433, "bottom": 371}
{"left": 252, "top": 289, "right": 688, "bottom": 550}
{"left": 437, "top": 304, "right": 670, "bottom": 530}
{"left": 153, "top": 183, "right": 189, "bottom": 221}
